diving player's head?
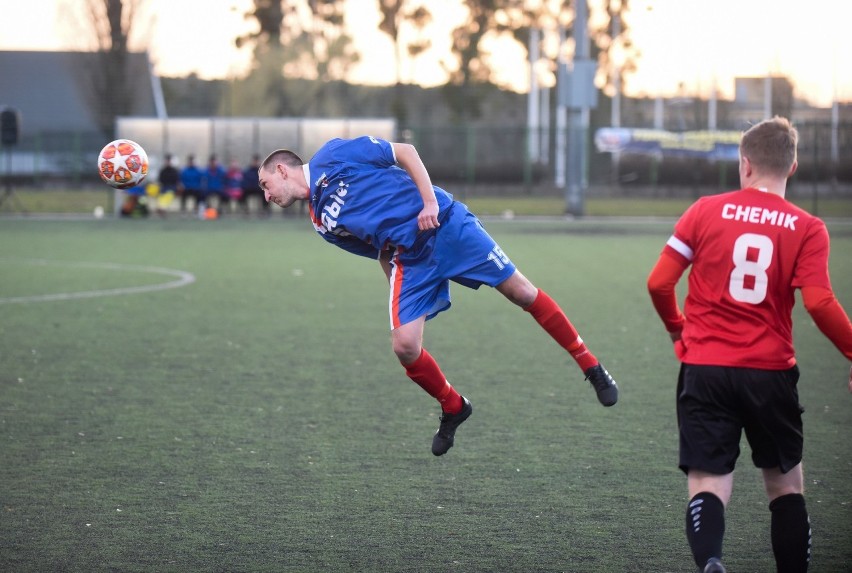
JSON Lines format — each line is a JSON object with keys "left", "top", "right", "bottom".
{"left": 258, "top": 149, "right": 307, "bottom": 208}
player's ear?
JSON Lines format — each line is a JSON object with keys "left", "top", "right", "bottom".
{"left": 276, "top": 163, "right": 287, "bottom": 178}
{"left": 740, "top": 155, "right": 752, "bottom": 177}
{"left": 787, "top": 159, "right": 798, "bottom": 178}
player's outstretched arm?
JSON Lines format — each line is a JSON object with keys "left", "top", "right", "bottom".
{"left": 391, "top": 142, "right": 439, "bottom": 231}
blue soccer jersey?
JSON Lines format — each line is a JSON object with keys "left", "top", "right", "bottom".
{"left": 305, "top": 136, "right": 455, "bottom": 258}
{"left": 304, "top": 136, "right": 516, "bottom": 328}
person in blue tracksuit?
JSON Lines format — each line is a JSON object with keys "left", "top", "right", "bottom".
{"left": 179, "top": 154, "right": 204, "bottom": 215}
{"left": 202, "top": 154, "right": 227, "bottom": 215}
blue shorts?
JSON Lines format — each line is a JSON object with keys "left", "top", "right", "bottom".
{"left": 388, "top": 202, "right": 517, "bottom": 329}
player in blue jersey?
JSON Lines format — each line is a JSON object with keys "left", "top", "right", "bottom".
{"left": 259, "top": 136, "right": 618, "bottom": 456}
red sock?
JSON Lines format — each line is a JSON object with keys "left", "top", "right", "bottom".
{"left": 524, "top": 289, "right": 598, "bottom": 372}
{"left": 402, "top": 349, "right": 463, "bottom": 414}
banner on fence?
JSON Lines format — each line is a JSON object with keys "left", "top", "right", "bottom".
{"left": 594, "top": 127, "right": 741, "bottom": 161}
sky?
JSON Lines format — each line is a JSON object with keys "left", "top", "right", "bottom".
{"left": 1, "top": 0, "right": 849, "bottom": 108}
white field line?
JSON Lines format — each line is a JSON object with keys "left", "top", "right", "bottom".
{"left": 0, "top": 259, "right": 196, "bottom": 304}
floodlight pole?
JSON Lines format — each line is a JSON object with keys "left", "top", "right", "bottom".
{"left": 527, "top": 27, "right": 541, "bottom": 165}
{"left": 554, "top": 27, "right": 568, "bottom": 188}
{"left": 610, "top": 3, "right": 622, "bottom": 183}
{"left": 565, "top": 0, "right": 593, "bottom": 216}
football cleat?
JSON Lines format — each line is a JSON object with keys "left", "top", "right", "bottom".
{"left": 584, "top": 364, "right": 618, "bottom": 407}
{"left": 703, "top": 557, "right": 727, "bottom": 573}
{"left": 431, "top": 396, "right": 473, "bottom": 456}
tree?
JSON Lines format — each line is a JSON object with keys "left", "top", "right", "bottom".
{"left": 593, "top": 0, "right": 637, "bottom": 98}
{"left": 446, "top": 0, "right": 501, "bottom": 89}
{"left": 237, "top": 0, "right": 360, "bottom": 116}
{"left": 377, "top": 0, "right": 433, "bottom": 86}
{"left": 440, "top": 0, "right": 637, "bottom": 122}
{"left": 441, "top": 0, "right": 499, "bottom": 120}
{"left": 377, "top": 0, "right": 433, "bottom": 124}
{"left": 233, "top": 0, "right": 290, "bottom": 115}
{"left": 443, "top": 0, "right": 554, "bottom": 120}
{"left": 237, "top": 0, "right": 285, "bottom": 47}
{"left": 61, "top": 0, "right": 149, "bottom": 137}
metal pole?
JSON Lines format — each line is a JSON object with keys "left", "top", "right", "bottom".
{"left": 763, "top": 76, "right": 772, "bottom": 119}
{"left": 527, "top": 28, "right": 541, "bottom": 164}
{"left": 610, "top": 1, "right": 621, "bottom": 183}
{"left": 566, "top": 0, "right": 591, "bottom": 216}
{"left": 708, "top": 81, "right": 717, "bottom": 131}
{"left": 831, "top": 99, "right": 839, "bottom": 193}
{"left": 540, "top": 85, "right": 550, "bottom": 164}
{"left": 654, "top": 97, "right": 664, "bottom": 130}
{"left": 554, "top": 26, "right": 567, "bottom": 188}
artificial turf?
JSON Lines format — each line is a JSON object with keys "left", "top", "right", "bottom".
{"left": 1, "top": 216, "right": 850, "bottom": 572}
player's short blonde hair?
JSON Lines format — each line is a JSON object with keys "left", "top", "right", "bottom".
{"left": 740, "top": 116, "right": 798, "bottom": 178}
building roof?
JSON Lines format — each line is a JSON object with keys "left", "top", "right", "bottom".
{"left": 0, "top": 50, "right": 162, "bottom": 136}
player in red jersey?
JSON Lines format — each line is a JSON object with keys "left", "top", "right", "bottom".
{"left": 647, "top": 117, "right": 852, "bottom": 573}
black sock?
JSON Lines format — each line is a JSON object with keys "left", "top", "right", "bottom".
{"left": 770, "top": 493, "right": 811, "bottom": 573}
{"left": 686, "top": 492, "right": 725, "bottom": 569}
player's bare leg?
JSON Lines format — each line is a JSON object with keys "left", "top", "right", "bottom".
{"left": 391, "top": 316, "right": 426, "bottom": 365}
{"left": 497, "top": 270, "right": 618, "bottom": 406}
{"left": 393, "top": 317, "right": 471, "bottom": 456}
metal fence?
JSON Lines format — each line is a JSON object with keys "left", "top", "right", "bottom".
{"left": 115, "top": 117, "right": 397, "bottom": 176}
{"left": 0, "top": 117, "right": 396, "bottom": 186}
{"left": 405, "top": 121, "right": 852, "bottom": 190}
{"left": 1, "top": 119, "right": 850, "bottom": 193}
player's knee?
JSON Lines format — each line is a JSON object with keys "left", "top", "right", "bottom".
{"left": 498, "top": 272, "right": 537, "bottom": 307}
{"left": 515, "top": 285, "right": 538, "bottom": 307}
{"left": 392, "top": 338, "right": 421, "bottom": 364}
{"left": 765, "top": 479, "right": 804, "bottom": 501}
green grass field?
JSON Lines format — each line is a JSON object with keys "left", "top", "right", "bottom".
{"left": 1, "top": 217, "right": 851, "bottom": 572}
{"left": 3, "top": 186, "right": 852, "bottom": 218}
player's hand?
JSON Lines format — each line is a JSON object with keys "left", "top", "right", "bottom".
{"left": 418, "top": 201, "right": 440, "bottom": 231}
{"left": 669, "top": 329, "right": 684, "bottom": 359}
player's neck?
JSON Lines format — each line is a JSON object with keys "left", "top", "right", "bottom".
{"left": 745, "top": 178, "right": 787, "bottom": 199}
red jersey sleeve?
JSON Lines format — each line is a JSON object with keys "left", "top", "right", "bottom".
{"left": 802, "top": 286, "right": 852, "bottom": 362}
{"left": 791, "top": 219, "right": 832, "bottom": 290}
{"left": 647, "top": 252, "right": 688, "bottom": 333}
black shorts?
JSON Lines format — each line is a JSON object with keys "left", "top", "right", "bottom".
{"left": 677, "top": 363, "right": 804, "bottom": 475}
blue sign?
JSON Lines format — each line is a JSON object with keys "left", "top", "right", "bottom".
{"left": 594, "top": 128, "right": 740, "bottom": 161}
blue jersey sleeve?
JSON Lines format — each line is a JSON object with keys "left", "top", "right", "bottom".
{"left": 321, "top": 232, "right": 381, "bottom": 260}
{"left": 325, "top": 136, "right": 396, "bottom": 168}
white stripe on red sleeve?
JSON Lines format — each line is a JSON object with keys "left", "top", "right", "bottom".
{"left": 666, "top": 235, "right": 694, "bottom": 261}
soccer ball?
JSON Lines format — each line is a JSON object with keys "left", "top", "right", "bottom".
{"left": 97, "top": 139, "right": 149, "bottom": 189}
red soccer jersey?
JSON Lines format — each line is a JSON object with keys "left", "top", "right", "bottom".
{"left": 662, "top": 187, "right": 832, "bottom": 369}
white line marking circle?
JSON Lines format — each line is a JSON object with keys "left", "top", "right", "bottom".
{"left": 0, "top": 259, "right": 196, "bottom": 304}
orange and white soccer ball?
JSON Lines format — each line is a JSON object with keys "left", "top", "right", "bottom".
{"left": 97, "top": 139, "right": 149, "bottom": 189}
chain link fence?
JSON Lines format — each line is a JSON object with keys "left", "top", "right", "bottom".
{"left": 1, "top": 119, "right": 850, "bottom": 198}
